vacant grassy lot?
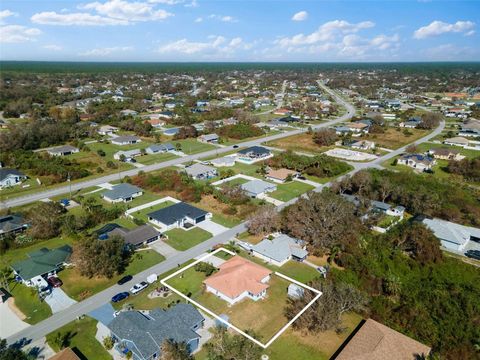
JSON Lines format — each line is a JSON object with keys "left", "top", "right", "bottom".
{"left": 225, "top": 177, "right": 249, "bottom": 186}
{"left": 266, "top": 132, "right": 330, "bottom": 154}
{"left": 61, "top": 250, "right": 165, "bottom": 301}
{"left": 269, "top": 181, "right": 315, "bottom": 202}
{"left": 164, "top": 227, "right": 212, "bottom": 251}
{"left": 195, "top": 195, "right": 258, "bottom": 227}
{"left": 46, "top": 316, "right": 112, "bottom": 360}
{"left": 356, "top": 127, "right": 429, "bottom": 149}
{"left": 415, "top": 142, "right": 480, "bottom": 159}
{"left": 175, "top": 139, "right": 217, "bottom": 154}
{"left": 139, "top": 152, "right": 178, "bottom": 165}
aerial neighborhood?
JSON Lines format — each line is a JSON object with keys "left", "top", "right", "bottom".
{"left": 0, "top": 62, "right": 479, "bottom": 360}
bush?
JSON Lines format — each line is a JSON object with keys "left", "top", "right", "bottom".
{"left": 103, "top": 336, "right": 114, "bottom": 350}
{"left": 194, "top": 262, "right": 217, "bottom": 276}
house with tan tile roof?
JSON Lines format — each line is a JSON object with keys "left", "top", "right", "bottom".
{"left": 334, "top": 319, "right": 431, "bottom": 360}
{"left": 203, "top": 256, "right": 272, "bottom": 305}
{"left": 265, "top": 168, "right": 298, "bottom": 183}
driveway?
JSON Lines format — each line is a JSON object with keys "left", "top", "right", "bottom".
{"left": 196, "top": 220, "right": 229, "bottom": 236}
{"left": 44, "top": 288, "right": 77, "bottom": 313}
{"left": 149, "top": 240, "right": 180, "bottom": 258}
{"left": 0, "top": 300, "right": 29, "bottom": 338}
{"left": 194, "top": 253, "right": 226, "bottom": 268}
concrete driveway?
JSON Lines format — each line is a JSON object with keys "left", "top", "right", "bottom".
{"left": 194, "top": 253, "right": 226, "bottom": 268}
{"left": 0, "top": 300, "right": 29, "bottom": 338}
{"left": 149, "top": 240, "right": 180, "bottom": 258}
{"left": 196, "top": 220, "right": 228, "bottom": 236}
{"left": 44, "top": 288, "right": 77, "bottom": 313}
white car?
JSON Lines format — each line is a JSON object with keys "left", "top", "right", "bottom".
{"left": 129, "top": 281, "right": 148, "bottom": 295}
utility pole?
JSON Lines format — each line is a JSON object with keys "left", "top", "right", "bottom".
{"left": 67, "top": 172, "right": 72, "bottom": 200}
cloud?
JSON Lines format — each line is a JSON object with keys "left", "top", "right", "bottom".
{"left": 208, "top": 14, "right": 237, "bottom": 23}
{"left": 0, "top": 10, "right": 17, "bottom": 23}
{"left": 276, "top": 20, "right": 375, "bottom": 47}
{"left": 79, "top": 46, "right": 133, "bottom": 56}
{"left": 148, "top": 0, "right": 183, "bottom": 4}
{"left": 184, "top": 0, "right": 198, "bottom": 8}
{"left": 414, "top": 20, "right": 475, "bottom": 39}
{"left": 43, "top": 44, "right": 63, "bottom": 51}
{"left": 292, "top": 11, "right": 308, "bottom": 22}
{"left": 0, "top": 25, "right": 42, "bottom": 43}
{"left": 156, "top": 36, "right": 251, "bottom": 57}
{"left": 31, "top": 11, "right": 129, "bottom": 26}
{"left": 81, "top": 0, "right": 173, "bottom": 22}
{"left": 194, "top": 17, "right": 203, "bottom": 23}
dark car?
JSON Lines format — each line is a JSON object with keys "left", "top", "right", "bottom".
{"left": 465, "top": 250, "right": 480, "bottom": 260}
{"left": 111, "top": 292, "right": 130, "bottom": 303}
{"left": 233, "top": 145, "right": 239, "bottom": 149}
{"left": 117, "top": 275, "right": 133, "bottom": 285}
{"left": 47, "top": 276, "right": 63, "bottom": 288}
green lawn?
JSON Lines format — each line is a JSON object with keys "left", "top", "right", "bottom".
{"left": 164, "top": 227, "right": 212, "bottom": 251}
{"left": 130, "top": 200, "right": 174, "bottom": 223}
{"left": 138, "top": 152, "right": 178, "bottom": 165}
{"left": 211, "top": 213, "right": 242, "bottom": 228}
{"left": 176, "top": 139, "right": 217, "bottom": 154}
{"left": 225, "top": 177, "right": 249, "bottom": 186}
{"left": 46, "top": 316, "right": 112, "bottom": 360}
{"left": 226, "top": 162, "right": 263, "bottom": 178}
{"left": 269, "top": 181, "right": 315, "bottom": 202}
{"left": 61, "top": 250, "right": 165, "bottom": 301}
{"left": 8, "top": 279, "right": 52, "bottom": 324}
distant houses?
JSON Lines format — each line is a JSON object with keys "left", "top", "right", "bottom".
{"left": 47, "top": 145, "right": 80, "bottom": 157}
{"left": 458, "top": 118, "right": 480, "bottom": 137}
{"left": 111, "top": 135, "right": 141, "bottom": 146}
{"left": 198, "top": 133, "right": 219, "bottom": 144}
{"left": 97, "top": 125, "right": 119, "bottom": 136}
{"left": 203, "top": 256, "right": 272, "bottom": 305}
{"left": 397, "top": 154, "right": 435, "bottom": 172}
{"left": 0, "top": 168, "right": 27, "bottom": 189}
{"left": 101, "top": 183, "right": 143, "bottom": 203}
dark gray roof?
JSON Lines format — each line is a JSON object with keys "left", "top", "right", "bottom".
{"left": 148, "top": 202, "right": 208, "bottom": 225}
{"left": 102, "top": 183, "right": 143, "bottom": 200}
{"left": 110, "top": 225, "right": 160, "bottom": 246}
{"left": 112, "top": 135, "right": 140, "bottom": 143}
{"left": 237, "top": 146, "right": 271, "bottom": 156}
{"left": 0, "top": 214, "right": 28, "bottom": 234}
{"left": 108, "top": 304, "right": 204, "bottom": 359}
{"left": 147, "top": 143, "right": 174, "bottom": 152}
{"left": 48, "top": 145, "right": 79, "bottom": 154}
{"left": 0, "top": 168, "right": 26, "bottom": 182}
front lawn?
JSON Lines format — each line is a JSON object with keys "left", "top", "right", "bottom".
{"left": 164, "top": 227, "right": 212, "bottom": 251}
{"left": 46, "top": 316, "right": 111, "bottom": 360}
{"left": 269, "top": 181, "right": 315, "bottom": 202}
{"left": 8, "top": 279, "right": 52, "bottom": 324}
{"left": 176, "top": 139, "right": 217, "bottom": 154}
{"left": 61, "top": 250, "right": 165, "bottom": 301}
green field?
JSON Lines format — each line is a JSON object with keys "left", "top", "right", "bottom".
{"left": 269, "top": 181, "right": 315, "bottom": 202}
{"left": 164, "top": 227, "right": 212, "bottom": 251}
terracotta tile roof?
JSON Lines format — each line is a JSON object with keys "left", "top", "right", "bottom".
{"left": 335, "top": 319, "right": 431, "bottom": 360}
{"left": 203, "top": 256, "right": 271, "bottom": 299}
{"left": 347, "top": 122, "right": 368, "bottom": 129}
{"left": 266, "top": 168, "right": 298, "bottom": 181}
{"left": 49, "top": 348, "right": 81, "bottom": 360}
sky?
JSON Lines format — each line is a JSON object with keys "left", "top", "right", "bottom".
{"left": 0, "top": 0, "right": 479, "bottom": 62}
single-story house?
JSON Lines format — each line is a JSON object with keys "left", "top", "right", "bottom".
{"left": 0, "top": 214, "right": 29, "bottom": 238}
{"left": 350, "top": 140, "right": 375, "bottom": 151}
{"left": 265, "top": 168, "right": 298, "bottom": 183}
{"left": 335, "top": 318, "right": 431, "bottom": 360}
{"left": 145, "top": 143, "right": 175, "bottom": 154}
{"left": 241, "top": 179, "right": 277, "bottom": 198}
{"left": 107, "top": 304, "right": 204, "bottom": 360}
{"left": 444, "top": 136, "right": 470, "bottom": 147}
{"left": 370, "top": 200, "right": 405, "bottom": 217}
{"left": 198, "top": 133, "right": 219, "bottom": 144}
{"left": 158, "top": 110, "right": 175, "bottom": 119}
{"left": 184, "top": 163, "right": 218, "bottom": 180}
{"left": 251, "top": 234, "right": 308, "bottom": 267}
{"left": 237, "top": 146, "right": 272, "bottom": 162}
{"left": 399, "top": 117, "right": 422, "bottom": 128}
{"left": 12, "top": 245, "right": 72, "bottom": 287}
{"left": 146, "top": 119, "right": 165, "bottom": 128}
{"left": 163, "top": 127, "right": 180, "bottom": 136}
{"left": 210, "top": 156, "right": 236, "bottom": 167}
{"left": 49, "top": 348, "right": 81, "bottom": 360}
{"left": 148, "top": 202, "right": 212, "bottom": 231}
{"left": 107, "top": 225, "right": 161, "bottom": 248}
{"left": 120, "top": 109, "right": 138, "bottom": 117}
{"left": 397, "top": 154, "right": 435, "bottom": 171}
{"left": 346, "top": 122, "right": 369, "bottom": 133}
{"left": 111, "top": 135, "right": 141, "bottom": 146}
{"left": 204, "top": 256, "right": 272, "bottom": 305}
{"left": 0, "top": 168, "right": 27, "bottom": 189}
{"left": 113, "top": 149, "right": 142, "bottom": 161}
{"left": 273, "top": 108, "right": 292, "bottom": 116}
{"left": 47, "top": 145, "right": 80, "bottom": 157}
{"left": 459, "top": 119, "right": 480, "bottom": 137}
{"left": 422, "top": 217, "right": 480, "bottom": 252}
{"left": 101, "top": 183, "right": 143, "bottom": 203}
{"left": 428, "top": 148, "right": 463, "bottom": 161}
{"left": 97, "top": 125, "right": 119, "bottom": 136}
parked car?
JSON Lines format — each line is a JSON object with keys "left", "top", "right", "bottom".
{"left": 465, "top": 250, "right": 480, "bottom": 260}
{"left": 130, "top": 281, "right": 148, "bottom": 295}
{"left": 117, "top": 275, "right": 133, "bottom": 285}
{"left": 111, "top": 292, "right": 130, "bottom": 303}
{"left": 47, "top": 276, "right": 63, "bottom": 288}
{"left": 233, "top": 145, "right": 239, "bottom": 148}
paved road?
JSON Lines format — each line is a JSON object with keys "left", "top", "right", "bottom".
{"left": 5, "top": 81, "right": 354, "bottom": 345}
{"left": 6, "top": 83, "right": 442, "bottom": 346}
{"left": 1, "top": 81, "right": 353, "bottom": 210}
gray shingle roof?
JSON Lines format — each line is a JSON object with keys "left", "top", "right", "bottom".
{"left": 48, "top": 145, "right": 79, "bottom": 154}
{"left": 252, "top": 234, "right": 308, "bottom": 263}
{"left": 108, "top": 304, "right": 204, "bottom": 359}
{"left": 423, "top": 218, "right": 480, "bottom": 246}
{"left": 112, "top": 135, "right": 140, "bottom": 143}
{"left": 0, "top": 214, "right": 28, "bottom": 234}
{"left": 241, "top": 179, "right": 276, "bottom": 196}
{"left": 0, "top": 168, "right": 25, "bottom": 182}
{"left": 200, "top": 133, "right": 219, "bottom": 141}
{"left": 184, "top": 163, "right": 217, "bottom": 178}
{"left": 102, "top": 183, "right": 143, "bottom": 201}
{"left": 147, "top": 143, "right": 174, "bottom": 153}
{"left": 110, "top": 225, "right": 160, "bottom": 246}
{"left": 148, "top": 202, "right": 208, "bottom": 226}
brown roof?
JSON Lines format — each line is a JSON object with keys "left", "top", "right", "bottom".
{"left": 430, "top": 148, "right": 459, "bottom": 156}
{"left": 335, "top": 319, "right": 431, "bottom": 360}
{"left": 49, "top": 348, "right": 81, "bottom": 360}
{"left": 203, "top": 256, "right": 271, "bottom": 299}
{"left": 266, "top": 168, "right": 298, "bottom": 181}
{"left": 348, "top": 122, "right": 368, "bottom": 129}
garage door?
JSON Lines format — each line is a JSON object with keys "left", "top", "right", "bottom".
{"left": 195, "top": 215, "right": 206, "bottom": 223}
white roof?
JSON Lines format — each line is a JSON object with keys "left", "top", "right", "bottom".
{"left": 423, "top": 218, "right": 480, "bottom": 246}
